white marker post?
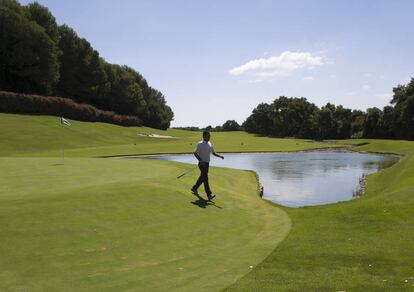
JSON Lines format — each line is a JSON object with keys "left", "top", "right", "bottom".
{"left": 60, "top": 117, "right": 71, "bottom": 165}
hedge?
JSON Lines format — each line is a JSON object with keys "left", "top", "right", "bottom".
{"left": 0, "top": 91, "right": 141, "bottom": 126}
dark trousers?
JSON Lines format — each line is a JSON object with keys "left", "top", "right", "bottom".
{"left": 192, "top": 162, "right": 212, "bottom": 195}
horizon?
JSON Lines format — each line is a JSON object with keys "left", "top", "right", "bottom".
{"left": 19, "top": 0, "right": 414, "bottom": 127}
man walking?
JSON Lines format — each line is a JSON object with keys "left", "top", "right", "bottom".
{"left": 191, "top": 131, "right": 224, "bottom": 200}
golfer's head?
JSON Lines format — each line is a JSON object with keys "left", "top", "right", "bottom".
{"left": 203, "top": 131, "right": 210, "bottom": 141}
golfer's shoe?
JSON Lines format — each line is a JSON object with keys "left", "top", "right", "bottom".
{"left": 191, "top": 188, "right": 199, "bottom": 195}
{"left": 207, "top": 194, "right": 216, "bottom": 201}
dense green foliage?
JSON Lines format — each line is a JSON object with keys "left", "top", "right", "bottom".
{"left": 175, "top": 120, "right": 243, "bottom": 132}
{"left": 0, "top": 0, "right": 173, "bottom": 129}
{"left": 244, "top": 79, "right": 414, "bottom": 140}
{"left": 0, "top": 0, "right": 59, "bottom": 95}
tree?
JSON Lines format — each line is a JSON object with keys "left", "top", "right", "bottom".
{"left": 265, "top": 97, "right": 318, "bottom": 139}
{"left": 0, "top": 0, "right": 59, "bottom": 94}
{"left": 381, "top": 106, "right": 395, "bottom": 138}
{"left": 391, "top": 79, "right": 414, "bottom": 139}
{"left": 333, "top": 105, "right": 352, "bottom": 138}
{"left": 144, "top": 88, "right": 174, "bottom": 130}
{"left": 313, "top": 106, "right": 334, "bottom": 140}
{"left": 350, "top": 110, "right": 366, "bottom": 138}
{"left": 363, "top": 107, "right": 383, "bottom": 138}
{"left": 0, "top": 0, "right": 174, "bottom": 129}
{"left": 243, "top": 103, "right": 272, "bottom": 135}
{"left": 56, "top": 25, "right": 107, "bottom": 105}
{"left": 24, "top": 1, "right": 59, "bottom": 43}
{"left": 102, "top": 64, "right": 144, "bottom": 115}
{"left": 222, "top": 120, "right": 240, "bottom": 131}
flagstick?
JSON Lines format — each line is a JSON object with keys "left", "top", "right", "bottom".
{"left": 60, "top": 117, "right": 71, "bottom": 165}
{"left": 62, "top": 122, "right": 65, "bottom": 165}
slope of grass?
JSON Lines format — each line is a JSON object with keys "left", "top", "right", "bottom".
{"left": 0, "top": 157, "right": 290, "bottom": 291}
{"left": 0, "top": 113, "right": 337, "bottom": 157}
{"left": 225, "top": 139, "right": 414, "bottom": 291}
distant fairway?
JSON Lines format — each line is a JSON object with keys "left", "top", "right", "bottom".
{"left": 0, "top": 113, "right": 336, "bottom": 157}
{"left": 1, "top": 113, "right": 414, "bottom": 291}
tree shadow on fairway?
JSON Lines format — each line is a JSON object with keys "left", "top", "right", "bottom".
{"left": 191, "top": 193, "right": 222, "bottom": 209}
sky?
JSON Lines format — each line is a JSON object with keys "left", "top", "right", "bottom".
{"left": 20, "top": 0, "right": 414, "bottom": 127}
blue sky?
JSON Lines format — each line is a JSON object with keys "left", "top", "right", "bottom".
{"left": 20, "top": 0, "right": 414, "bottom": 127}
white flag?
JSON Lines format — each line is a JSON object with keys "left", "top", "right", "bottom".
{"left": 60, "top": 117, "right": 71, "bottom": 126}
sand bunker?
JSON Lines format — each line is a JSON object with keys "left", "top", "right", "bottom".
{"left": 138, "top": 133, "right": 176, "bottom": 139}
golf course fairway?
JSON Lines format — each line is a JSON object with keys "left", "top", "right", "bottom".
{"left": 1, "top": 113, "right": 414, "bottom": 291}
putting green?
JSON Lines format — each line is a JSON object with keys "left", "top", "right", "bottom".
{"left": 0, "top": 157, "right": 290, "bottom": 291}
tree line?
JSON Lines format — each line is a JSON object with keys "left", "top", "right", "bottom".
{"left": 174, "top": 120, "right": 243, "bottom": 132}
{"left": 0, "top": 0, "right": 173, "bottom": 129}
{"left": 243, "top": 78, "right": 414, "bottom": 140}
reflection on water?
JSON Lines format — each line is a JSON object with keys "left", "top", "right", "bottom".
{"left": 132, "top": 151, "right": 392, "bottom": 207}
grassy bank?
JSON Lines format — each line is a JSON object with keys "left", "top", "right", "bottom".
{"left": 226, "top": 140, "right": 414, "bottom": 291}
{"left": 0, "top": 113, "right": 337, "bottom": 157}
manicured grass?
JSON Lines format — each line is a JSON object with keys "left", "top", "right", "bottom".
{"left": 1, "top": 113, "right": 414, "bottom": 291}
{"left": 226, "top": 139, "right": 414, "bottom": 291}
{"left": 0, "top": 113, "right": 337, "bottom": 157}
{"left": 0, "top": 157, "right": 290, "bottom": 291}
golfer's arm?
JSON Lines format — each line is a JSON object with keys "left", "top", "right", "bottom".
{"left": 194, "top": 152, "right": 202, "bottom": 162}
{"left": 213, "top": 152, "right": 224, "bottom": 159}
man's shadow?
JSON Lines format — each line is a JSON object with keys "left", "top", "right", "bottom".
{"left": 191, "top": 193, "right": 222, "bottom": 209}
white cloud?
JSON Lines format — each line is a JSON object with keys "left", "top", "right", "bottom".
{"left": 229, "top": 51, "right": 327, "bottom": 78}
{"left": 329, "top": 74, "right": 337, "bottom": 79}
{"left": 302, "top": 76, "right": 314, "bottom": 81}
{"left": 362, "top": 85, "right": 370, "bottom": 90}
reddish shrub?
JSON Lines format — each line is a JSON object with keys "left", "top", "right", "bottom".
{"left": 0, "top": 91, "right": 141, "bottom": 126}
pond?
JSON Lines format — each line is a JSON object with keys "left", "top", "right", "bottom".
{"left": 127, "top": 151, "right": 393, "bottom": 207}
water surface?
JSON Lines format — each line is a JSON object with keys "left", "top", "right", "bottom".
{"left": 131, "top": 151, "right": 391, "bottom": 207}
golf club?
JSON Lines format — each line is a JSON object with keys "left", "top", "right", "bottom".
{"left": 177, "top": 166, "right": 198, "bottom": 179}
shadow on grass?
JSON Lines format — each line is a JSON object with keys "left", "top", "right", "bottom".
{"left": 191, "top": 193, "right": 222, "bottom": 209}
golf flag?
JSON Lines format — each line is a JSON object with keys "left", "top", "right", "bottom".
{"left": 60, "top": 117, "right": 71, "bottom": 126}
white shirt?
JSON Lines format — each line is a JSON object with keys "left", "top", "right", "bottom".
{"left": 195, "top": 140, "right": 215, "bottom": 162}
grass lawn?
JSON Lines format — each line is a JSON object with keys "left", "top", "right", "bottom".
{"left": 0, "top": 113, "right": 337, "bottom": 157}
{"left": 1, "top": 113, "right": 414, "bottom": 291}
{"left": 226, "top": 140, "right": 414, "bottom": 291}
{"left": 0, "top": 157, "right": 290, "bottom": 291}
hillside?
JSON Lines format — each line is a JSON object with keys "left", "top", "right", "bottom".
{"left": 0, "top": 113, "right": 336, "bottom": 157}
